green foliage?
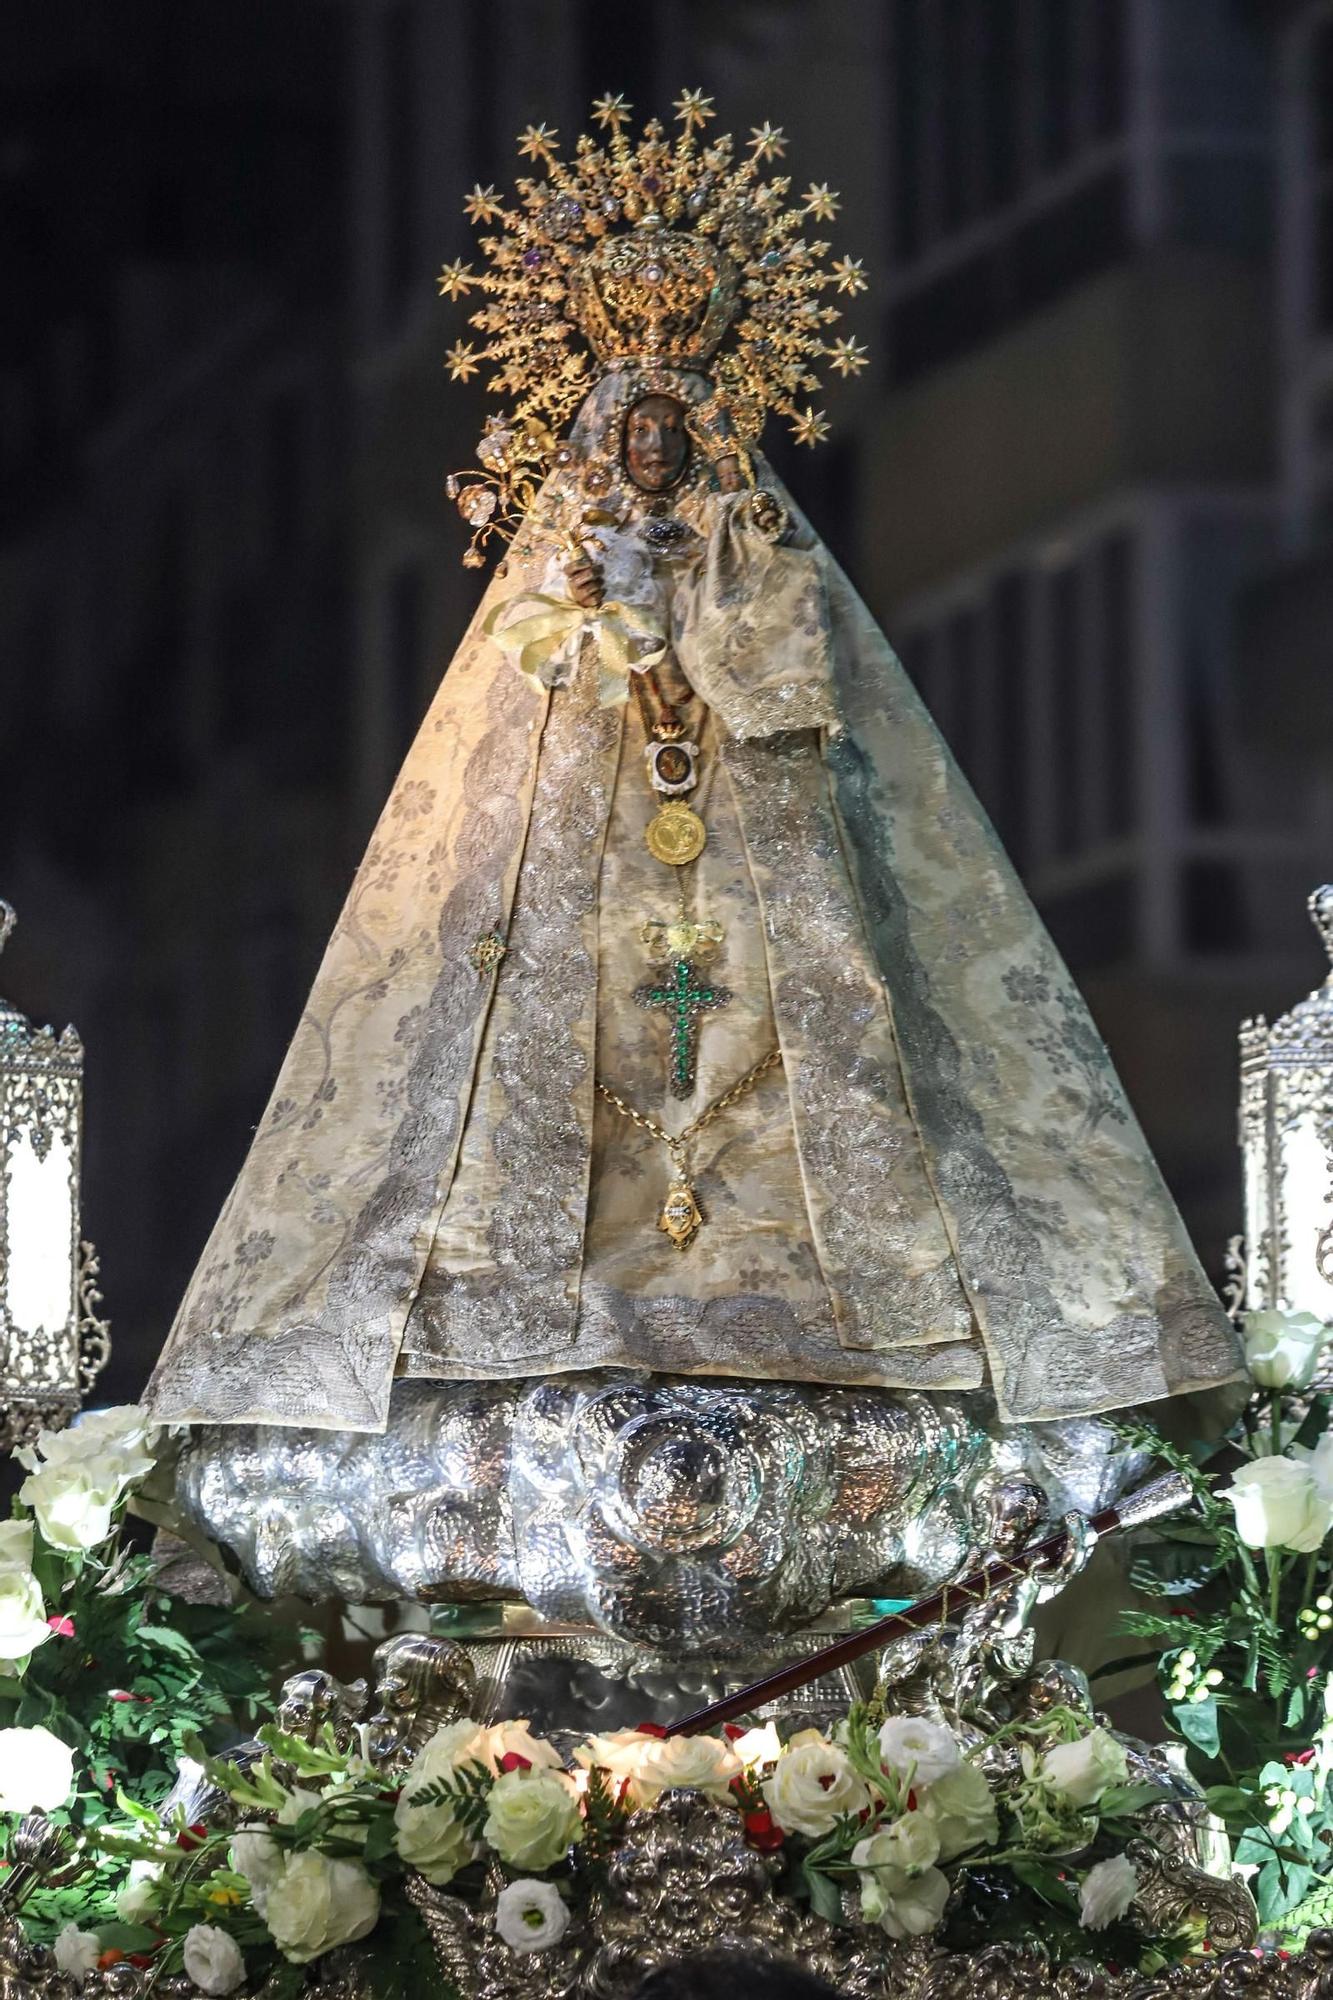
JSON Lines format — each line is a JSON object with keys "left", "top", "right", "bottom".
{"left": 405, "top": 1758, "right": 494, "bottom": 1839}
{"left": 0, "top": 1549, "right": 294, "bottom": 1833}
{"left": 1114, "top": 1392, "right": 1333, "bottom": 1939}
{"left": 579, "top": 1762, "right": 629, "bottom": 1865}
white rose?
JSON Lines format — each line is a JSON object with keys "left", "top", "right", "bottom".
{"left": 617, "top": 1732, "right": 741, "bottom": 1808}
{"left": 1221, "top": 1455, "right": 1333, "bottom": 1554}
{"left": 54, "top": 1925, "right": 101, "bottom": 1987}
{"left": 483, "top": 1768, "right": 583, "bottom": 1872}
{"left": 115, "top": 1863, "right": 161, "bottom": 1925}
{"left": 1078, "top": 1854, "right": 1138, "bottom": 1930}
{"left": 0, "top": 1724, "right": 75, "bottom": 1813}
{"left": 1244, "top": 1311, "right": 1331, "bottom": 1392}
{"left": 0, "top": 1522, "right": 51, "bottom": 1668}
{"left": 1040, "top": 1727, "right": 1128, "bottom": 1809}
{"left": 182, "top": 1924, "right": 246, "bottom": 1996}
{"left": 394, "top": 1721, "right": 492, "bottom": 1886}
{"left": 918, "top": 1761, "right": 999, "bottom": 1860}
{"left": 495, "top": 1878, "right": 571, "bottom": 1954}
{"left": 762, "top": 1732, "right": 872, "bottom": 1838}
{"left": 851, "top": 1812, "right": 941, "bottom": 1876}
{"left": 857, "top": 1861, "right": 950, "bottom": 1939}
{"left": 394, "top": 1793, "right": 479, "bottom": 1886}
{"left": 574, "top": 1730, "right": 651, "bottom": 1783}
{"left": 878, "top": 1715, "right": 961, "bottom": 1790}
{"left": 264, "top": 1850, "right": 380, "bottom": 1964}
{"left": 19, "top": 1460, "right": 120, "bottom": 1553}
{"left": 485, "top": 1719, "right": 565, "bottom": 1773}
{"left": 0, "top": 1520, "right": 36, "bottom": 1567}
{"left": 406, "top": 1717, "right": 495, "bottom": 1784}
{"left": 231, "top": 1825, "right": 283, "bottom": 1916}
{"left": 1298, "top": 1433, "right": 1333, "bottom": 1510}
{"left": 730, "top": 1721, "right": 782, "bottom": 1772}
{"left": 18, "top": 1406, "right": 158, "bottom": 1484}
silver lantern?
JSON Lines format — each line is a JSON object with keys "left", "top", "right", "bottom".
{"left": 0, "top": 900, "right": 109, "bottom": 1448}
{"left": 1239, "top": 885, "right": 1333, "bottom": 1321}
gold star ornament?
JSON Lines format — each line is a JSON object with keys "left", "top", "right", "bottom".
{"left": 826, "top": 335, "right": 869, "bottom": 378}
{"left": 791, "top": 406, "right": 830, "bottom": 447}
{"left": 673, "top": 88, "right": 716, "bottom": 131}
{"left": 803, "top": 182, "right": 841, "bottom": 221}
{"left": 463, "top": 184, "right": 505, "bottom": 224}
{"left": 437, "top": 259, "right": 476, "bottom": 300}
{"left": 445, "top": 340, "right": 480, "bottom": 382}
{"left": 517, "top": 122, "right": 559, "bottom": 162}
{"left": 749, "top": 121, "right": 788, "bottom": 161}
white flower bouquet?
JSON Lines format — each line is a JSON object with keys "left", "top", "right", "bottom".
{"left": 1117, "top": 1306, "right": 1333, "bottom": 1943}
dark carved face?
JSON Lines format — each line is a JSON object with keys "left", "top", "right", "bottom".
{"left": 623, "top": 394, "right": 690, "bottom": 493}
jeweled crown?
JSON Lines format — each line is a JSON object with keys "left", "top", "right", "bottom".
{"left": 569, "top": 222, "right": 739, "bottom": 368}
{"left": 439, "top": 91, "right": 869, "bottom": 449}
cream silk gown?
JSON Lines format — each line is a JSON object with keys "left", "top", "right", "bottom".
{"left": 146, "top": 366, "right": 1244, "bottom": 1437}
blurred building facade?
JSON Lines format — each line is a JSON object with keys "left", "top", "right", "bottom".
{"left": 1, "top": 0, "right": 1328, "bottom": 1389}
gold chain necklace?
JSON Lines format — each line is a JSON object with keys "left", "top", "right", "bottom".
{"left": 596, "top": 1048, "right": 783, "bottom": 1250}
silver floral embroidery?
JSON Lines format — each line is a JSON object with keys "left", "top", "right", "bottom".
{"left": 723, "top": 732, "right": 975, "bottom": 1353}
{"left": 404, "top": 646, "right": 624, "bottom": 1364}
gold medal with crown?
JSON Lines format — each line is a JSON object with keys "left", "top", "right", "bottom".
{"left": 439, "top": 89, "right": 870, "bottom": 564}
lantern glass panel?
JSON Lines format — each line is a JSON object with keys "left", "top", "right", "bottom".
{"left": 5, "top": 1125, "right": 76, "bottom": 1345}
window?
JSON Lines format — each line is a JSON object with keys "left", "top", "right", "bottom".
{"left": 946, "top": 605, "right": 980, "bottom": 788}
{"left": 1184, "top": 860, "right": 1245, "bottom": 954}
{"left": 264, "top": 391, "right": 304, "bottom": 557}
{"left": 1089, "top": 0, "right": 1128, "bottom": 141}
{"left": 980, "top": 0, "right": 1022, "bottom": 209}
{"left": 1101, "top": 532, "right": 1136, "bottom": 840}
{"left": 894, "top": 525, "right": 1140, "bottom": 875}
{"left": 383, "top": 5, "right": 419, "bottom": 325}
{"left": 891, "top": 0, "right": 924, "bottom": 262}
{"left": 1036, "top": 0, "right": 1075, "bottom": 173}
{"left": 1043, "top": 876, "right": 1135, "bottom": 971}
{"left": 1012, "top": 167, "right": 1129, "bottom": 315}
{"left": 991, "top": 570, "right": 1030, "bottom": 870}
{"left": 580, "top": 0, "right": 658, "bottom": 131}
{"left": 386, "top": 561, "right": 425, "bottom": 766}
{"left": 1050, "top": 562, "right": 1082, "bottom": 857}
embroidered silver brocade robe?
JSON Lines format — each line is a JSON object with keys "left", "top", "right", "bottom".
{"left": 146, "top": 379, "right": 1244, "bottom": 1434}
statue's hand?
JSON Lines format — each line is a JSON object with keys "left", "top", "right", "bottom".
{"left": 1034, "top": 1511, "right": 1098, "bottom": 1603}
{"left": 566, "top": 558, "right": 605, "bottom": 610}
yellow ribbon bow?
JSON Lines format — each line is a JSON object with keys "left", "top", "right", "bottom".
{"left": 484, "top": 591, "right": 668, "bottom": 706}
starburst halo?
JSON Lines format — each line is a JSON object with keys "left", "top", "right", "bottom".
{"left": 438, "top": 91, "right": 870, "bottom": 459}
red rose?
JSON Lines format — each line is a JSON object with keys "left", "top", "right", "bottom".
{"left": 743, "top": 1807, "right": 784, "bottom": 1853}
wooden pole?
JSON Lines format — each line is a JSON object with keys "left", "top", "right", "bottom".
{"left": 664, "top": 1469, "right": 1192, "bottom": 1738}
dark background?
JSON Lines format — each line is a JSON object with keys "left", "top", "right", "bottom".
{"left": 3, "top": 0, "right": 1332, "bottom": 1403}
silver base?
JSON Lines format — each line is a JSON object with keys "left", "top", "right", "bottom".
{"left": 176, "top": 1372, "right": 1140, "bottom": 1650}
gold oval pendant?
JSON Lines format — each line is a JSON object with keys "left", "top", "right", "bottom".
{"left": 659, "top": 1179, "right": 703, "bottom": 1250}
{"left": 646, "top": 801, "right": 707, "bottom": 867}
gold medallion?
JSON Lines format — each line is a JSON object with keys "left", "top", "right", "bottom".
{"left": 659, "top": 1179, "right": 703, "bottom": 1251}
{"left": 646, "top": 800, "right": 707, "bottom": 867}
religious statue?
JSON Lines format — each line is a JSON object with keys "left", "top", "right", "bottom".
{"left": 146, "top": 97, "right": 1243, "bottom": 1685}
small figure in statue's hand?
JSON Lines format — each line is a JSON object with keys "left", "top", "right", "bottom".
{"left": 566, "top": 553, "right": 606, "bottom": 609}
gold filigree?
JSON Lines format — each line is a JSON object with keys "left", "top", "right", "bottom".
{"left": 440, "top": 91, "right": 869, "bottom": 560}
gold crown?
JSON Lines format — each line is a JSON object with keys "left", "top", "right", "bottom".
{"left": 569, "top": 223, "right": 739, "bottom": 368}
{"left": 439, "top": 92, "right": 869, "bottom": 451}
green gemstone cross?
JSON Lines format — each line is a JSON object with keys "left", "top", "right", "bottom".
{"left": 633, "top": 957, "right": 732, "bottom": 1100}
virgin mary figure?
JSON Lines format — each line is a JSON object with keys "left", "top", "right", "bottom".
{"left": 146, "top": 99, "right": 1241, "bottom": 1639}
